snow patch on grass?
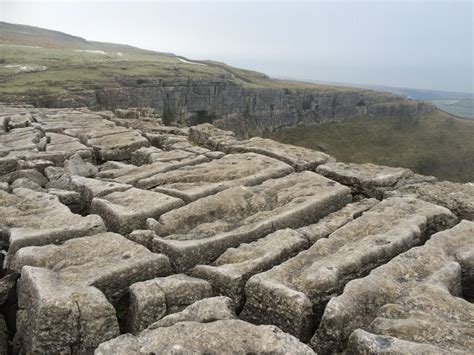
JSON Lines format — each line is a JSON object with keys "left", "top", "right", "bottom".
{"left": 74, "top": 49, "right": 107, "bottom": 55}
{"left": 178, "top": 58, "right": 207, "bottom": 66}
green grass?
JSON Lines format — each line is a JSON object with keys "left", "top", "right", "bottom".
{"left": 264, "top": 110, "right": 474, "bottom": 183}
{"left": 0, "top": 21, "right": 385, "bottom": 97}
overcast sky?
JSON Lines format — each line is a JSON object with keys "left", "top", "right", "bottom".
{"left": 1, "top": 0, "right": 472, "bottom": 93}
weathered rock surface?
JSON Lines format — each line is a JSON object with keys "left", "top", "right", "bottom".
{"left": 0, "top": 104, "right": 471, "bottom": 354}
{"left": 64, "top": 153, "right": 98, "bottom": 177}
{"left": 148, "top": 171, "right": 351, "bottom": 271}
{"left": 0, "top": 188, "right": 106, "bottom": 261}
{"left": 191, "top": 200, "right": 378, "bottom": 305}
{"left": 316, "top": 162, "right": 435, "bottom": 199}
{"left": 95, "top": 319, "right": 315, "bottom": 355}
{"left": 149, "top": 296, "right": 237, "bottom": 329}
{"left": 91, "top": 188, "right": 184, "bottom": 233}
{"left": 137, "top": 153, "right": 294, "bottom": 202}
{"left": 12, "top": 233, "right": 172, "bottom": 353}
{"left": 11, "top": 232, "right": 172, "bottom": 299}
{"left": 127, "top": 274, "right": 213, "bottom": 333}
{"left": 312, "top": 220, "right": 474, "bottom": 354}
{"left": 387, "top": 180, "right": 474, "bottom": 221}
{"left": 240, "top": 197, "right": 457, "bottom": 341}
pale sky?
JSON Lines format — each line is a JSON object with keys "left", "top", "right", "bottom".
{"left": 1, "top": 0, "right": 473, "bottom": 93}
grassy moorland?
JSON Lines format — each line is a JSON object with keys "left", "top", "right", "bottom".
{"left": 265, "top": 110, "right": 474, "bottom": 182}
{"left": 0, "top": 21, "right": 370, "bottom": 97}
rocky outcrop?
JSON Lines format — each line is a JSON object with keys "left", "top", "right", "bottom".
{"left": 7, "top": 78, "right": 434, "bottom": 137}
{"left": 0, "top": 105, "right": 471, "bottom": 354}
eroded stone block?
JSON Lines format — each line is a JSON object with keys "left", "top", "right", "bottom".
{"left": 137, "top": 153, "right": 294, "bottom": 202}
{"left": 312, "top": 220, "right": 474, "bottom": 354}
{"left": 0, "top": 188, "right": 106, "bottom": 262}
{"left": 127, "top": 274, "right": 212, "bottom": 333}
{"left": 91, "top": 188, "right": 184, "bottom": 234}
{"left": 148, "top": 171, "right": 351, "bottom": 271}
{"left": 316, "top": 162, "right": 419, "bottom": 198}
{"left": 387, "top": 180, "right": 474, "bottom": 221}
{"left": 224, "top": 137, "right": 334, "bottom": 171}
{"left": 149, "top": 296, "right": 237, "bottom": 329}
{"left": 96, "top": 319, "right": 315, "bottom": 355}
{"left": 240, "top": 197, "right": 457, "bottom": 341}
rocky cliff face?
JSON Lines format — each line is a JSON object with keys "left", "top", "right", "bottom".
{"left": 25, "top": 78, "right": 434, "bottom": 137}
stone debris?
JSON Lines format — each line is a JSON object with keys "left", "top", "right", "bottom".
{"left": 148, "top": 171, "right": 351, "bottom": 271}
{"left": 91, "top": 188, "right": 184, "bottom": 233}
{"left": 136, "top": 153, "right": 294, "bottom": 202}
{"left": 240, "top": 197, "right": 457, "bottom": 341}
{"left": 127, "top": 274, "right": 213, "bottom": 333}
{"left": 63, "top": 153, "right": 98, "bottom": 177}
{"left": 95, "top": 319, "right": 315, "bottom": 355}
{"left": 312, "top": 220, "right": 474, "bottom": 354}
{"left": 0, "top": 105, "right": 472, "bottom": 354}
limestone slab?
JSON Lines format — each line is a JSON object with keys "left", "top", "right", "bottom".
{"left": 137, "top": 153, "right": 294, "bottom": 202}
{"left": 0, "top": 188, "right": 106, "bottom": 262}
{"left": 240, "top": 197, "right": 457, "bottom": 341}
{"left": 91, "top": 188, "right": 184, "bottom": 233}
{"left": 312, "top": 220, "right": 474, "bottom": 354}
{"left": 387, "top": 180, "right": 474, "bottom": 221}
{"left": 148, "top": 171, "right": 351, "bottom": 271}
{"left": 127, "top": 274, "right": 212, "bottom": 333}
{"left": 95, "top": 319, "right": 315, "bottom": 355}
{"left": 224, "top": 137, "right": 335, "bottom": 171}
{"left": 11, "top": 232, "right": 172, "bottom": 300}
{"left": 316, "top": 162, "right": 419, "bottom": 198}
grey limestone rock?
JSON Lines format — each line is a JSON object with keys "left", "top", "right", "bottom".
{"left": 95, "top": 319, "right": 315, "bottom": 355}
{"left": 312, "top": 220, "right": 474, "bottom": 354}
{"left": 240, "top": 197, "right": 457, "bottom": 341}
{"left": 136, "top": 152, "right": 294, "bottom": 202}
{"left": 91, "top": 188, "right": 184, "bottom": 234}
{"left": 64, "top": 153, "right": 99, "bottom": 177}
{"left": 148, "top": 171, "right": 351, "bottom": 271}
{"left": 127, "top": 274, "right": 212, "bottom": 333}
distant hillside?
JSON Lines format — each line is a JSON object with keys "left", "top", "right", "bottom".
{"left": 265, "top": 110, "right": 474, "bottom": 182}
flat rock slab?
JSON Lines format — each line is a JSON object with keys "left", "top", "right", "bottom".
{"left": 136, "top": 153, "right": 294, "bottom": 202}
{"left": 240, "top": 197, "right": 457, "bottom": 341}
{"left": 0, "top": 188, "right": 106, "bottom": 262}
{"left": 191, "top": 229, "right": 308, "bottom": 306}
{"left": 148, "top": 171, "right": 351, "bottom": 271}
{"left": 223, "top": 137, "right": 334, "bottom": 171}
{"left": 127, "top": 274, "right": 213, "bottom": 333}
{"left": 312, "top": 220, "right": 474, "bottom": 354}
{"left": 148, "top": 296, "right": 237, "bottom": 329}
{"left": 88, "top": 130, "right": 150, "bottom": 162}
{"left": 95, "top": 319, "right": 315, "bottom": 355}
{"left": 96, "top": 155, "right": 209, "bottom": 185}
{"left": 387, "top": 181, "right": 474, "bottom": 221}
{"left": 188, "top": 123, "right": 238, "bottom": 150}
{"left": 316, "top": 162, "right": 417, "bottom": 198}
{"left": 91, "top": 188, "right": 184, "bottom": 234}
{"left": 191, "top": 200, "right": 378, "bottom": 306}
{"left": 11, "top": 232, "right": 172, "bottom": 300}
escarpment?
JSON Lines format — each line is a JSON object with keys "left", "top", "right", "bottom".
{"left": 0, "top": 104, "right": 472, "bottom": 354}
{"left": 4, "top": 78, "right": 434, "bottom": 137}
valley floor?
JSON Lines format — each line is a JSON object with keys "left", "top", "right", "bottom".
{"left": 265, "top": 110, "right": 474, "bottom": 183}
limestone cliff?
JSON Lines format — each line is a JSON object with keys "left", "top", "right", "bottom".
{"left": 25, "top": 78, "right": 433, "bottom": 137}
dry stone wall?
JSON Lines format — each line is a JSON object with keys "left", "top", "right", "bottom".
{"left": 0, "top": 104, "right": 472, "bottom": 354}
